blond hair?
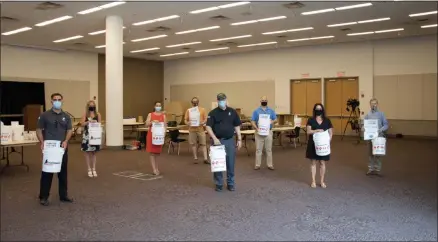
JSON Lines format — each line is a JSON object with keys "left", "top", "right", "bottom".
{"left": 370, "top": 98, "right": 378, "bottom": 104}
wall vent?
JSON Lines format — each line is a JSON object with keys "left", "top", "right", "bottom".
{"left": 147, "top": 26, "right": 171, "bottom": 32}
{"left": 283, "top": 2, "right": 305, "bottom": 9}
{"left": 35, "top": 2, "right": 64, "bottom": 10}
{"left": 0, "top": 16, "right": 19, "bottom": 22}
{"left": 181, "top": 47, "right": 191, "bottom": 50}
{"left": 417, "top": 18, "right": 429, "bottom": 22}
{"left": 340, "top": 28, "right": 351, "bottom": 31}
{"left": 276, "top": 35, "right": 288, "bottom": 38}
{"left": 209, "top": 15, "right": 230, "bottom": 21}
{"left": 217, "top": 41, "right": 238, "bottom": 46}
{"left": 144, "top": 52, "right": 159, "bottom": 56}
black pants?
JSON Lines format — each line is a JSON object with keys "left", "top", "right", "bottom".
{"left": 39, "top": 150, "right": 68, "bottom": 199}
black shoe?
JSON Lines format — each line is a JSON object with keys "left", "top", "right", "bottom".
{"left": 204, "top": 160, "right": 210, "bottom": 164}
{"left": 374, "top": 171, "right": 382, "bottom": 177}
{"left": 39, "top": 198, "right": 49, "bottom": 206}
{"left": 215, "top": 185, "right": 223, "bottom": 192}
{"left": 227, "top": 185, "right": 235, "bottom": 191}
{"left": 60, "top": 197, "right": 74, "bottom": 203}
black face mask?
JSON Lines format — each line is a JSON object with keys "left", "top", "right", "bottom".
{"left": 315, "top": 110, "right": 323, "bottom": 116}
{"left": 89, "top": 107, "right": 96, "bottom": 112}
{"left": 261, "top": 102, "right": 268, "bottom": 106}
{"left": 192, "top": 102, "right": 198, "bottom": 106}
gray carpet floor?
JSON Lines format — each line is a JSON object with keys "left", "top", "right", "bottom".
{"left": 1, "top": 136, "right": 437, "bottom": 241}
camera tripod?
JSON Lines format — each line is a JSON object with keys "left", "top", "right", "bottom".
{"left": 341, "top": 107, "right": 361, "bottom": 143}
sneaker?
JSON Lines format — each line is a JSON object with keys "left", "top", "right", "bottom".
{"left": 254, "top": 166, "right": 261, "bottom": 170}
{"left": 40, "top": 198, "right": 49, "bottom": 206}
{"left": 268, "top": 166, "right": 275, "bottom": 170}
{"left": 366, "top": 170, "right": 374, "bottom": 176}
{"left": 215, "top": 185, "right": 223, "bottom": 192}
{"left": 194, "top": 158, "right": 199, "bottom": 164}
{"left": 92, "top": 169, "right": 97, "bottom": 177}
{"left": 227, "top": 185, "right": 235, "bottom": 191}
{"left": 60, "top": 197, "right": 74, "bottom": 203}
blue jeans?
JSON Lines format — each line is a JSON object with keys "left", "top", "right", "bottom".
{"left": 213, "top": 138, "right": 236, "bottom": 187}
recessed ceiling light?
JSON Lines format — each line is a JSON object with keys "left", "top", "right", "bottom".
{"left": 287, "top": 38, "right": 310, "bottom": 42}
{"left": 195, "top": 47, "right": 229, "bottom": 53}
{"left": 166, "top": 42, "right": 202, "bottom": 48}
{"left": 132, "top": 15, "right": 180, "bottom": 26}
{"left": 78, "top": 1, "right": 126, "bottom": 15}
{"left": 358, "top": 17, "right": 390, "bottom": 23}
{"left": 347, "top": 31, "right": 374, "bottom": 36}
{"left": 327, "top": 22, "right": 357, "bottom": 27}
{"left": 160, "top": 52, "right": 189, "bottom": 57}
{"left": 310, "top": 36, "right": 335, "bottom": 40}
{"left": 374, "top": 28, "right": 404, "bottom": 33}
{"left": 88, "top": 27, "right": 126, "bottom": 35}
{"left": 53, "top": 35, "right": 83, "bottom": 43}
{"left": 1, "top": 27, "right": 32, "bottom": 36}
{"left": 189, "top": 1, "right": 250, "bottom": 14}
{"left": 130, "top": 47, "right": 160, "bottom": 53}
{"left": 301, "top": 8, "right": 335, "bottom": 15}
{"left": 175, "top": 26, "right": 220, "bottom": 35}
{"left": 131, "top": 34, "right": 167, "bottom": 42}
{"left": 409, "top": 10, "right": 437, "bottom": 17}
{"left": 421, "top": 24, "right": 438, "bottom": 28}
{"left": 210, "top": 35, "right": 252, "bottom": 42}
{"left": 335, "top": 2, "right": 372, "bottom": 11}
{"left": 35, "top": 16, "right": 72, "bottom": 27}
{"left": 237, "top": 41, "right": 277, "bottom": 48}
{"left": 231, "top": 16, "right": 286, "bottom": 26}
{"left": 262, "top": 27, "right": 313, "bottom": 35}
{"left": 95, "top": 42, "right": 126, "bottom": 48}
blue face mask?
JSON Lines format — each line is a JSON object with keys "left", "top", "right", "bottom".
{"left": 218, "top": 100, "right": 226, "bottom": 108}
{"left": 155, "top": 106, "right": 162, "bottom": 112}
{"left": 53, "top": 101, "right": 62, "bottom": 109}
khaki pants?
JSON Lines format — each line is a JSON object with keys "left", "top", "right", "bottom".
{"left": 255, "top": 131, "right": 273, "bottom": 167}
{"left": 189, "top": 130, "right": 206, "bottom": 146}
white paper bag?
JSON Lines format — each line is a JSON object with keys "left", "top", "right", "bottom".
{"left": 257, "top": 114, "right": 270, "bottom": 136}
{"left": 313, "top": 130, "right": 331, "bottom": 156}
{"left": 152, "top": 122, "right": 165, "bottom": 145}
{"left": 42, "top": 147, "right": 64, "bottom": 173}
{"left": 209, "top": 145, "right": 227, "bottom": 172}
{"left": 189, "top": 107, "right": 200, "bottom": 127}
{"left": 372, "top": 137, "right": 386, "bottom": 156}
{"left": 88, "top": 123, "right": 102, "bottom": 145}
{"left": 44, "top": 140, "right": 61, "bottom": 149}
{"left": 294, "top": 117, "right": 302, "bottom": 128}
{"left": 12, "top": 125, "right": 24, "bottom": 142}
{"left": 1, "top": 125, "right": 12, "bottom": 143}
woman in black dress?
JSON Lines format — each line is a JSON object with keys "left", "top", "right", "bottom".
{"left": 81, "top": 100, "right": 101, "bottom": 178}
{"left": 306, "top": 103, "right": 333, "bottom": 188}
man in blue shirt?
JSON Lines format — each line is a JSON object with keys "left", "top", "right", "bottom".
{"left": 364, "top": 98, "right": 389, "bottom": 176}
{"left": 250, "top": 96, "right": 277, "bottom": 170}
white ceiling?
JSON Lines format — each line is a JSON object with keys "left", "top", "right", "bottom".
{"left": 1, "top": 1, "right": 437, "bottom": 60}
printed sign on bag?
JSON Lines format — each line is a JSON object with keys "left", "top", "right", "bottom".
{"left": 152, "top": 122, "right": 165, "bottom": 145}
{"left": 313, "top": 130, "right": 331, "bottom": 156}
{"left": 209, "top": 145, "right": 226, "bottom": 172}
{"left": 257, "top": 114, "right": 270, "bottom": 136}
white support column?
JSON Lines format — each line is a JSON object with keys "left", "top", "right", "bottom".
{"left": 105, "top": 15, "right": 124, "bottom": 147}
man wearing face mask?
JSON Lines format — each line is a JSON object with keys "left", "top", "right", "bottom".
{"left": 37, "top": 93, "right": 74, "bottom": 206}
{"left": 251, "top": 96, "right": 277, "bottom": 170}
{"left": 185, "top": 97, "right": 208, "bottom": 164}
{"left": 364, "top": 98, "right": 389, "bottom": 176}
{"left": 206, "top": 93, "right": 242, "bottom": 192}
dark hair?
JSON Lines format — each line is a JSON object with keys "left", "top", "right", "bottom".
{"left": 51, "top": 93, "right": 63, "bottom": 100}
{"left": 312, "top": 103, "right": 326, "bottom": 119}
{"left": 153, "top": 101, "right": 162, "bottom": 112}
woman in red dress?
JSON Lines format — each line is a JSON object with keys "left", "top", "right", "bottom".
{"left": 146, "top": 101, "right": 167, "bottom": 175}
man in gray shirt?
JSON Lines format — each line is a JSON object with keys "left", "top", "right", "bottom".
{"left": 364, "top": 98, "right": 389, "bottom": 176}
{"left": 37, "top": 93, "right": 74, "bottom": 206}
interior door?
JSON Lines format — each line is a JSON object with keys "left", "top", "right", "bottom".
{"left": 306, "top": 79, "right": 322, "bottom": 116}
{"left": 290, "top": 80, "right": 307, "bottom": 115}
{"left": 324, "top": 79, "right": 342, "bottom": 135}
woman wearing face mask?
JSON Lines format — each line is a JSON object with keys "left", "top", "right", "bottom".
{"left": 145, "top": 101, "right": 167, "bottom": 175}
{"left": 81, "top": 100, "right": 101, "bottom": 177}
{"left": 305, "top": 103, "right": 333, "bottom": 188}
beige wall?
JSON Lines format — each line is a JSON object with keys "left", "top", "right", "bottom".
{"left": 98, "top": 54, "right": 163, "bottom": 120}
